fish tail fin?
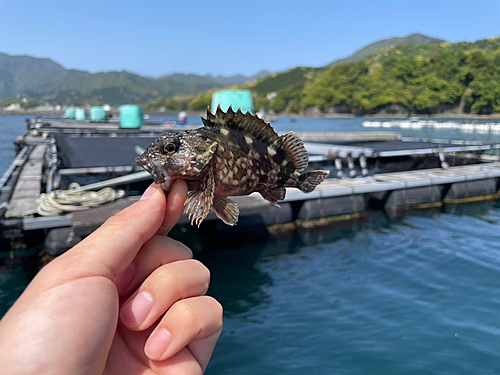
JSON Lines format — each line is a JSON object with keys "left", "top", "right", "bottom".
{"left": 297, "top": 170, "right": 330, "bottom": 193}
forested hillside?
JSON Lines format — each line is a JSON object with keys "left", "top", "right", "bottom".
{"left": 325, "top": 33, "right": 445, "bottom": 67}
{"left": 278, "top": 37, "right": 500, "bottom": 115}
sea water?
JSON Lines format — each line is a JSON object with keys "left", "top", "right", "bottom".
{"left": 1, "top": 115, "right": 500, "bottom": 374}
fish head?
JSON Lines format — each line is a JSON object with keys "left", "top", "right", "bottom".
{"left": 135, "top": 131, "right": 217, "bottom": 192}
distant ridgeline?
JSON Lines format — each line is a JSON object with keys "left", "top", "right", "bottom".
{"left": 0, "top": 52, "right": 268, "bottom": 107}
{"left": 4, "top": 34, "right": 500, "bottom": 115}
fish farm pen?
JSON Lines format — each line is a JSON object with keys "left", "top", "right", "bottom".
{"left": 1, "top": 116, "right": 500, "bottom": 255}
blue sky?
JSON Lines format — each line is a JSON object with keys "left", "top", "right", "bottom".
{"left": 1, "top": 0, "right": 499, "bottom": 77}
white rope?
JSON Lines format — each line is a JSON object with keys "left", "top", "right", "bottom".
{"left": 36, "top": 182, "right": 125, "bottom": 216}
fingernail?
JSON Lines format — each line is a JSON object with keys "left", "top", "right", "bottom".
{"left": 113, "top": 263, "right": 136, "bottom": 295}
{"left": 120, "top": 291, "right": 153, "bottom": 327}
{"left": 140, "top": 183, "right": 158, "bottom": 200}
{"left": 145, "top": 328, "right": 172, "bottom": 359}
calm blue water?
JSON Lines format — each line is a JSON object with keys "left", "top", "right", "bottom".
{"left": 1, "top": 114, "right": 500, "bottom": 374}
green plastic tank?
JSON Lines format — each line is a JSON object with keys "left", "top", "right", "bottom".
{"left": 120, "top": 105, "right": 145, "bottom": 128}
{"left": 75, "top": 109, "right": 87, "bottom": 121}
{"left": 90, "top": 106, "right": 107, "bottom": 122}
{"left": 65, "top": 108, "right": 76, "bottom": 119}
{"left": 211, "top": 90, "right": 254, "bottom": 114}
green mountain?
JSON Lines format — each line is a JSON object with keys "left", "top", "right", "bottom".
{"left": 362, "top": 36, "right": 500, "bottom": 65}
{"left": 24, "top": 70, "right": 227, "bottom": 106}
{"left": 0, "top": 53, "right": 84, "bottom": 100}
{"left": 159, "top": 70, "right": 270, "bottom": 86}
{"left": 241, "top": 34, "right": 446, "bottom": 98}
{"left": 0, "top": 53, "right": 268, "bottom": 105}
{"left": 260, "top": 36, "right": 500, "bottom": 115}
{"left": 22, "top": 70, "right": 227, "bottom": 106}
{"left": 326, "top": 33, "right": 446, "bottom": 67}
{"left": 158, "top": 73, "right": 218, "bottom": 86}
{"left": 246, "top": 67, "right": 324, "bottom": 96}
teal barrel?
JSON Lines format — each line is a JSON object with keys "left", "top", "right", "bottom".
{"left": 65, "top": 108, "right": 76, "bottom": 119}
{"left": 90, "top": 106, "right": 107, "bottom": 122}
{"left": 120, "top": 105, "right": 145, "bottom": 128}
{"left": 211, "top": 90, "right": 254, "bottom": 114}
{"left": 75, "top": 109, "right": 87, "bottom": 121}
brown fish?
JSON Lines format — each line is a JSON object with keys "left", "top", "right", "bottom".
{"left": 135, "top": 105, "right": 329, "bottom": 226}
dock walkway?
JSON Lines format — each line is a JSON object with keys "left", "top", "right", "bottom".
{"left": 5, "top": 145, "right": 47, "bottom": 218}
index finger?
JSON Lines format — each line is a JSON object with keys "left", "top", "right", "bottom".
{"left": 55, "top": 181, "right": 186, "bottom": 282}
{"left": 156, "top": 179, "right": 188, "bottom": 236}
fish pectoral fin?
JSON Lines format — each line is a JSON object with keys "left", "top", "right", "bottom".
{"left": 185, "top": 190, "right": 213, "bottom": 227}
{"left": 184, "top": 170, "right": 215, "bottom": 227}
{"left": 213, "top": 196, "right": 240, "bottom": 226}
{"left": 260, "top": 187, "right": 286, "bottom": 207}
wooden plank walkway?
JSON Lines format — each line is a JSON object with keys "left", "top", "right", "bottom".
{"left": 5, "top": 145, "right": 47, "bottom": 218}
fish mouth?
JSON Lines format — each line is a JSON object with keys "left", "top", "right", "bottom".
{"left": 135, "top": 155, "right": 167, "bottom": 184}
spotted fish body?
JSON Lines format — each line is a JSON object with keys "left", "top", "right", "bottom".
{"left": 135, "top": 105, "right": 329, "bottom": 226}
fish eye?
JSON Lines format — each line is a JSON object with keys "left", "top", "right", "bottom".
{"left": 163, "top": 142, "right": 177, "bottom": 154}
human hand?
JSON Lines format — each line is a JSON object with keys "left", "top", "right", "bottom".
{"left": 0, "top": 181, "right": 223, "bottom": 375}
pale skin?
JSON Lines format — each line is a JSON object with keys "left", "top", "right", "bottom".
{"left": 0, "top": 180, "right": 223, "bottom": 375}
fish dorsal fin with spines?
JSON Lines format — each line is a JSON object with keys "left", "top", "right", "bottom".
{"left": 202, "top": 104, "right": 280, "bottom": 145}
{"left": 201, "top": 105, "right": 309, "bottom": 172}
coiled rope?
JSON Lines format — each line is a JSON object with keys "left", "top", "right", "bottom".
{"left": 36, "top": 183, "right": 125, "bottom": 216}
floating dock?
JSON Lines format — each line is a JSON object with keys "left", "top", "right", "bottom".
{"left": 33, "top": 161, "right": 500, "bottom": 255}
{"left": 2, "top": 118, "right": 500, "bottom": 255}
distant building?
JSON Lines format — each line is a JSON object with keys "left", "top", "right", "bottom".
{"left": 266, "top": 91, "right": 278, "bottom": 102}
{"left": 4, "top": 103, "right": 21, "bottom": 111}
